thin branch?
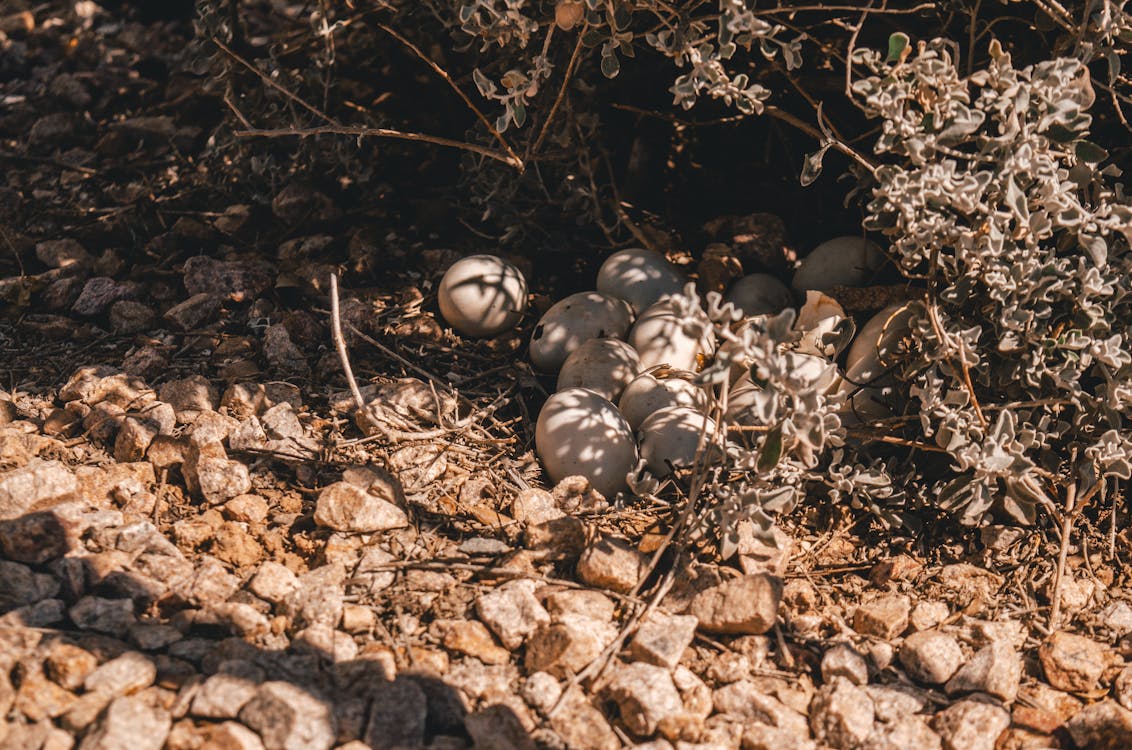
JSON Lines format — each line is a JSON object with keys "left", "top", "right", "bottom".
{"left": 212, "top": 36, "right": 339, "bottom": 125}
{"left": 374, "top": 22, "right": 523, "bottom": 170}
{"left": 530, "top": 33, "right": 585, "bottom": 159}
{"left": 329, "top": 273, "right": 366, "bottom": 413}
{"left": 233, "top": 126, "right": 524, "bottom": 169}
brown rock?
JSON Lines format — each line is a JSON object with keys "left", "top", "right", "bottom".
{"left": 1065, "top": 699, "right": 1132, "bottom": 750}
{"left": 163, "top": 292, "right": 222, "bottom": 331}
{"left": 603, "top": 662, "right": 683, "bottom": 736}
{"left": 313, "top": 481, "right": 408, "bottom": 533}
{"left": 930, "top": 699, "right": 1009, "bottom": 750}
{"left": 45, "top": 643, "right": 98, "bottom": 691}
{"left": 525, "top": 614, "right": 616, "bottom": 677}
{"left": 689, "top": 573, "right": 782, "bottom": 635}
{"left": 898, "top": 630, "right": 964, "bottom": 685}
{"left": 853, "top": 594, "right": 911, "bottom": 640}
{"left": 465, "top": 704, "right": 537, "bottom": 750}
{"left": 1039, "top": 631, "right": 1110, "bottom": 692}
{"left": 629, "top": 612, "right": 699, "bottom": 669}
{"left": 211, "top": 522, "right": 264, "bottom": 567}
{"left": 0, "top": 459, "right": 77, "bottom": 520}
{"left": 809, "top": 676, "right": 876, "bottom": 750}
{"left": 0, "top": 509, "right": 74, "bottom": 563}
{"left": 475, "top": 579, "right": 551, "bottom": 650}
{"left": 577, "top": 535, "right": 646, "bottom": 594}
{"left": 440, "top": 620, "right": 511, "bottom": 665}
{"left": 945, "top": 640, "right": 1020, "bottom": 701}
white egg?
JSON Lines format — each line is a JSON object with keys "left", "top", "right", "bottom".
{"left": 596, "top": 247, "right": 685, "bottom": 314}
{"left": 725, "top": 274, "right": 794, "bottom": 317}
{"left": 724, "top": 383, "right": 768, "bottom": 426}
{"left": 792, "top": 236, "right": 886, "bottom": 292}
{"left": 618, "top": 369, "right": 707, "bottom": 430}
{"left": 535, "top": 387, "right": 638, "bottom": 497}
{"left": 629, "top": 298, "right": 715, "bottom": 372}
{"left": 437, "top": 254, "right": 527, "bottom": 337}
{"left": 638, "top": 405, "right": 718, "bottom": 475}
{"left": 838, "top": 302, "right": 919, "bottom": 422}
{"left": 529, "top": 291, "right": 634, "bottom": 373}
{"left": 795, "top": 290, "right": 852, "bottom": 358}
{"left": 557, "top": 338, "right": 641, "bottom": 401}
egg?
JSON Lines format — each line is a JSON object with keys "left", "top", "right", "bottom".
{"left": 724, "top": 383, "right": 769, "bottom": 426}
{"left": 638, "top": 405, "right": 718, "bottom": 475}
{"left": 629, "top": 298, "right": 715, "bottom": 371}
{"left": 437, "top": 254, "right": 528, "bottom": 337}
{"left": 596, "top": 247, "right": 685, "bottom": 313}
{"left": 529, "top": 291, "right": 634, "bottom": 373}
{"left": 535, "top": 387, "right": 638, "bottom": 497}
{"left": 725, "top": 274, "right": 794, "bottom": 317}
{"left": 557, "top": 338, "right": 641, "bottom": 401}
{"left": 838, "top": 301, "right": 919, "bottom": 422}
{"left": 618, "top": 369, "right": 708, "bottom": 430}
{"left": 792, "top": 236, "right": 886, "bottom": 292}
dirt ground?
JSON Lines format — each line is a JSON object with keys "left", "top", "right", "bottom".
{"left": 2, "top": 3, "right": 1132, "bottom": 750}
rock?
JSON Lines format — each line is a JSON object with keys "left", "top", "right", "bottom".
{"left": 689, "top": 574, "right": 782, "bottom": 635}
{"left": 809, "top": 677, "right": 876, "bottom": 750}
{"left": 44, "top": 643, "right": 98, "bottom": 691}
{"left": 191, "top": 668, "right": 262, "bottom": 719}
{"left": 84, "top": 651, "right": 157, "bottom": 696}
{"left": 1013, "top": 683, "right": 1081, "bottom": 734}
{"left": 853, "top": 595, "right": 911, "bottom": 640}
{"left": 821, "top": 643, "right": 869, "bottom": 686}
{"left": 863, "top": 716, "right": 942, "bottom": 750}
{"left": 239, "top": 681, "right": 336, "bottom": 750}
{"left": 742, "top": 723, "right": 817, "bottom": 750}
{"left": 466, "top": 704, "right": 538, "bottom": 750}
{"left": 263, "top": 323, "right": 308, "bottom": 373}
{"left": 0, "top": 459, "right": 77, "bottom": 520}
{"left": 0, "top": 560, "right": 58, "bottom": 610}
{"left": 201, "top": 722, "right": 267, "bottom": 750}
{"left": 224, "top": 494, "right": 269, "bottom": 524}
{"left": 211, "top": 522, "right": 264, "bottom": 568}
{"left": 313, "top": 481, "right": 408, "bottom": 533}
{"left": 78, "top": 694, "right": 172, "bottom": 750}
{"left": 475, "top": 579, "right": 551, "bottom": 650}
{"left": 37, "top": 239, "right": 92, "bottom": 268}
{"left": 909, "top": 600, "right": 950, "bottom": 632}
{"left": 15, "top": 661, "right": 77, "bottom": 721}
{"left": 945, "top": 641, "right": 1020, "bottom": 701}
{"left": 183, "top": 256, "right": 273, "bottom": 301}
{"left": 1039, "top": 631, "right": 1110, "bottom": 692}
{"left": 525, "top": 613, "right": 617, "bottom": 677}
{"left": 193, "top": 455, "right": 251, "bottom": 505}
{"left": 899, "top": 630, "right": 964, "bottom": 685}
{"left": 930, "top": 699, "right": 1009, "bottom": 750}
{"left": 0, "top": 509, "right": 74, "bottom": 563}
{"left": 603, "top": 662, "right": 683, "bottom": 736}
{"left": 863, "top": 684, "right": 929, "bottom": 723}
{"left": 364, "top": 679, "right": 427, "bottom": 750}
{"left": 164, "top": 292, "right": 222, "bottom": 331}
{"left": 110, "top": 300, "right": 157, "bottom": 333}
{"left": 281, "top": 564, "right": 345, "bottom": 630}
{"left": 522, "top": 672, "right": 562, "bottom": 716}
{"left": 629, "top": 612, "right": 699, "bottom": 669}
{"left": 128, "top": 622, "right": 183, "bottom": 651}
{"left": 550, "top": 686, "right": 620, "bottom": 750}
{"left": 544, "top": 589, "right": 617, "bottom": 622}
{"left": 1065, "top": 699, "right": 1132, "bottom": 750}
{"left": 249, "top": 561, "right": 298, "bottom": 603}
{"left": 293, "top": 624, "right": 359, "bottom": 662}
{"left": 72, "top": 277, "right": 139, "bottom": 316}
{"left": 69, "top": 596, "right": 135, "bottom": 633}
{"left": 711, "top": 681, "right": 808, "bottom": 735}
{"left": 440, "top": 620, "right": 511, "bottom": 665}
{"left": 735, "top": 522, "right": 793, "bottom": 577}
{"left": 577, "top": 535, "right": 647, "bottom": 594}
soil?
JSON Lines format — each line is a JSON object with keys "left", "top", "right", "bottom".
{"left": 1, "top": 3, "right": 1131, "bottom": 750}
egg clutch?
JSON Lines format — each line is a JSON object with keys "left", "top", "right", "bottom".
{"left": 436, "top": 241, "right": 907, "bottom": 498}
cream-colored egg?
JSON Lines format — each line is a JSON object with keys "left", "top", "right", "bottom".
{"left": 557, "top": 338, "right": 641, "bottom": 402}
{"left": 629, "top": 298, "right": 715, "bottom": 371}
{"left": 529, "top": 291, "right": 634, "bottom": 373}
{"left": 437, "top": 254, "right": 527, "bottom": 337}
{"left": 638, "top": 405, "right": 718, "bottom": 475}
{"left": 596, "top": 247, "right": 685, "bottom": 314}
{"left": 618, "top": 369, "right": 707, "bottom": 430}
{"left": 792, "top": 236, "right": 886, "bottom": 292}
{"left": 838, "top": 301, "right": 919, "bottom": 422}
{"left": 725, "top": 274, "right": 793, "bottom": 317}
{"left": 535, "top": 388, "right": 638, "bottom": 497}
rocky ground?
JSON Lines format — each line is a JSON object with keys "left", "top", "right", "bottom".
{"left": 3, "top": 2, "right": 1132, "bottom": 750}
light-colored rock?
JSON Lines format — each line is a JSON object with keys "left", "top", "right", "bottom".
{"left": 1039, "top": 631, "right": 1110, "bottom": 692}
{"left": 930, "top": 699, "right": 1009, "bottom": 750}
{"left": 522, "top": 672, "right": 562, "bottom": 716}
{"left": 440, "top": 620, "right": 511, "bottom": 665}
{"left": 1065, "top": 699, "right": 1132, "bottom": 749}
{"left": 280, "top": 564, "right": 345, "bottom": 630}
{"left": 604, "top": 662, "right": 684, "bottom": 736}
{"left": 44, "top": 643, "right": 98, "bottom": 691}
{"left": 863, "top": 716, "right": 942, "bottom": 750}
{"left": 190, "top": 672, "right": 260, "bottom": 719}
{"left": 83, "top": 651, "right": 156, "bottom": 697}
{"left": 712, "top": 680, "right": 809, "bottom": 735}
{"left": 293, "top": 624, "right": 359, "bottom": 662}
{"left": 0, "top": 459, "right": 77, "bottom": 520}
{"left": 689, "top": 574, "right": 782, "bottom": 635}
{"left": 945, "top": 641, "right": 1020, "bottom": 701}
{"left": 899, "top": 630, "right": 964, "bottom": 685}
{"left": 910, "top": 600, "right": 950, "bottom": 632}
{"left": 475, "top": 579, "right": 551, "bottom": 650}
{"left": 863, "top": 684, "right": 928, "bottom": 723}
{"left": 248, "top": 561, "right": 298, "bottom": 603}
{"left": 78, "top": 694, "right": 171, "bottom": 750}
{"left": 239, "top": 681, "right": 336, "bottom": 750}
{"left": 629, "top": 612, "right": 699, "bottom": 669}
{"left": 821, "top": 643, "right": 869, "bottom": 686}
{"left": 545, "top": 589, "right": 617, "bottom": 622}
{"left": 577, "top": 535, "right": 647, "bottom": 594}
{"left": 853, "top": 595, "right": 910, "bottom": 640}
{"left": 526, "top": 613, "right": 617, "bottom": 677}
{"left": 809, "top": 676, "right": 876, "bottom": 750}
{"left": 313, "top": 481, "right": 408, "bottom": 533}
